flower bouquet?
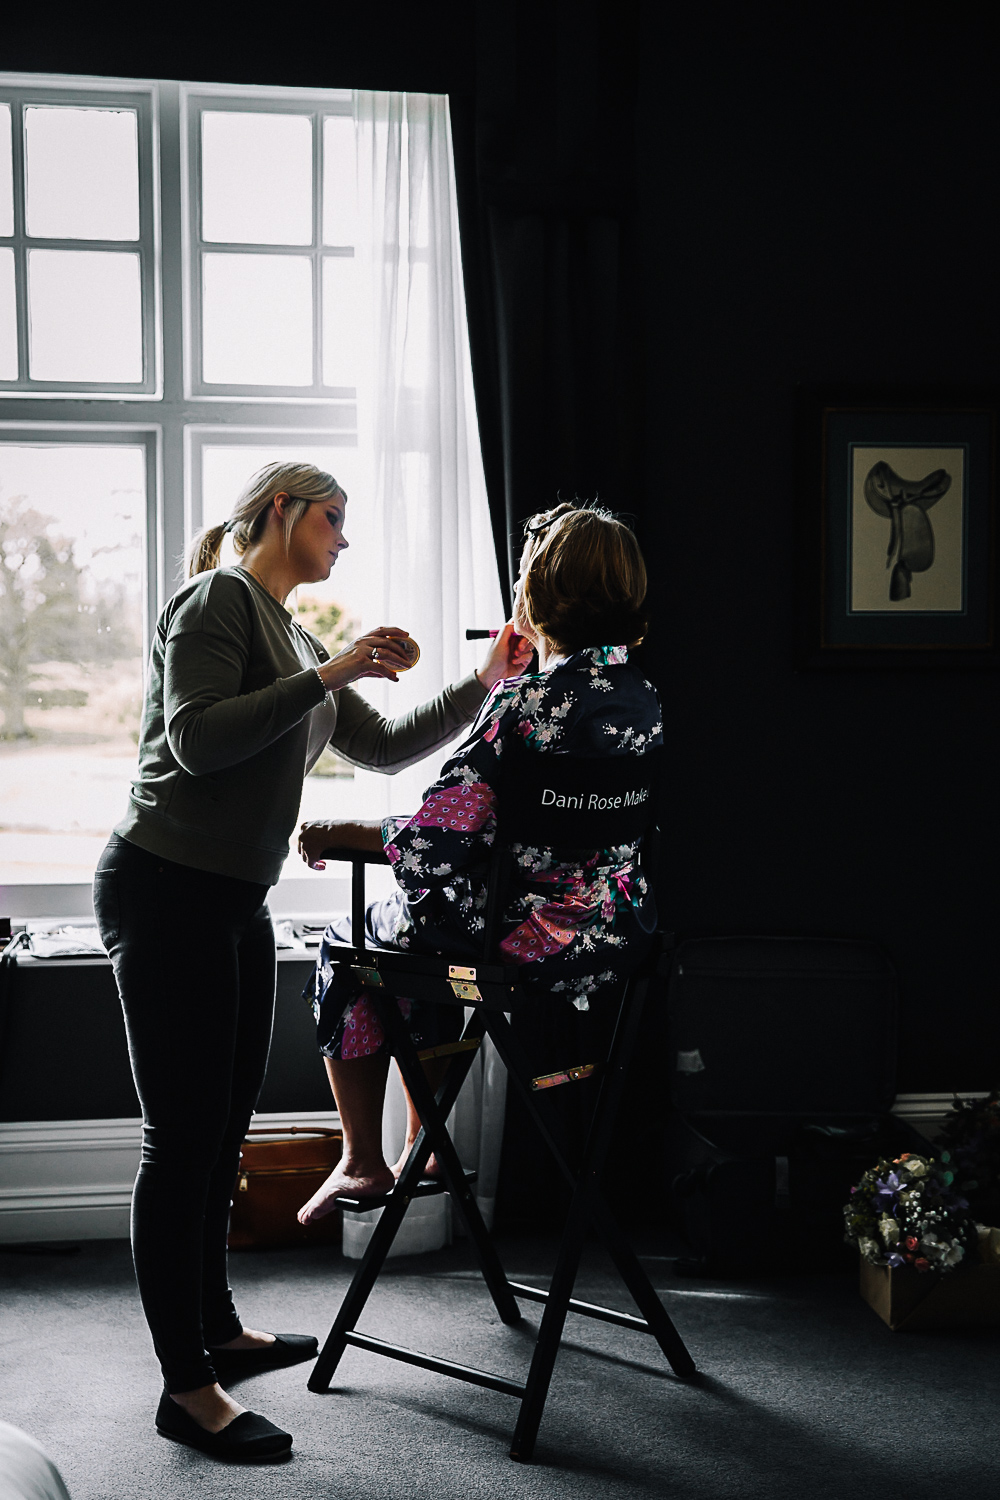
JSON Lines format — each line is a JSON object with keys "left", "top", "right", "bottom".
{"left": 844, "top": 1152, "right": 1000, "bottom": 1331}
{"left": 844, "top": 1152, "right": 977, "bottom": 1273}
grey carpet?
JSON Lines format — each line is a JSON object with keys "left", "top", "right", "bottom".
{"left": 1, "top": 1232, "right": 998, "bottom": 1500}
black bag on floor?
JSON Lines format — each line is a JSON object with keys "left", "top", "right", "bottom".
{"left": 664, "top": 936, "right": 924, "bottom": 1274}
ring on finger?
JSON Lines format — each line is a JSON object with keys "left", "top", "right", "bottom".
{"left": 371, "top": 646, "right": 380, "bottom": 664}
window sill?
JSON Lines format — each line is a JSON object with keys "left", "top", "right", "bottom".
{"left": 0, "top": 873, "right": 349, "bottom": 921}
{"left": 9, "top": 947, "right": 321, "bottom": 968}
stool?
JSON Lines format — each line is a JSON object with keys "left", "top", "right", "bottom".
{"left": 307, "top": 747, "right": 696, "bottom": 1461}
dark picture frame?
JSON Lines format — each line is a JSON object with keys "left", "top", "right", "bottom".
{"left": 796, "top": 388, "right": 998, "bottom": 670}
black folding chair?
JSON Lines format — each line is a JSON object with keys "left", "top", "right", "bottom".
{"left": 307, "top": 744, "right": 696, "bottom": 1461}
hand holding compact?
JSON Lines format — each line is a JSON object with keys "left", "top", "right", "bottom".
{"left": 316, "top": 627, "right": 417, "bottom": 693}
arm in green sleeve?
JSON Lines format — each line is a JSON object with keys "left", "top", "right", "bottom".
{"left": 329, "top": 672, "right": 487, "bottom": 774}
{"left": 164, "top": 628, "right": 326, "bottom": 776}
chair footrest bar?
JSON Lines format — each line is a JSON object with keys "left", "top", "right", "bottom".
{"left": 416, "top": 1038, "right": 482, "bottom": 1062}
{"left": 508, "top": 1282, "right": 651, "bottom": 1334}
{"left": 343, "top": 1331, "right": 526, "bottom": 1398}
{"left": 336, "top": 1168, "right": 478, "bottom": 1214}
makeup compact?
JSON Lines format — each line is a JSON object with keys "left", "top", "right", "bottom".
{"left": 396, "top": 636, "right": 421, "bottom": 670}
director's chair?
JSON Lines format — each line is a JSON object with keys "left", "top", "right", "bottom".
{"left": 307, "top": 744, "right": 696, "bottom": 1462}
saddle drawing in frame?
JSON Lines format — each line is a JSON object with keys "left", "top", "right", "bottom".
{"left": 796, "top": 389, "right": 998, "bottom": 669}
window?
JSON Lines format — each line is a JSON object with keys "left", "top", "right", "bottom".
{"left": 188, "top": 99, "right": 358, "bottom": 397}
{"left": 0, "top": 435, "right": 153, "bottom": 885}
{"left": 0, "top": 76, "right": 500, "bottom": 910}
{"left": 0, "top": 84, "right": 157, "bottom": 395}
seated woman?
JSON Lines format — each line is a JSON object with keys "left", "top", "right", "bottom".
{"left": 296, "top": 502, "right": 661, "bottom": 1222}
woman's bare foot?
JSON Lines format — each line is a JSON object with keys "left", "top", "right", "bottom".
{"left": 297, "top": 1160, "right": 395, "bottom": 1225}
{"left": 391, "top": 1141, "right": 442, "bottom": 1181}
{"left": 170, "top": 1383, "right": 244, "bottom": 1434}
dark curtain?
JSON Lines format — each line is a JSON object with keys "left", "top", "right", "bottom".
{"left": 451, "top": 0, "right": 642, "bottom": 608}
{"left": 449, "top": 4, "right": 652, "bottom": 1226}
{"left": 0, "top": 6, "right": 475, "bottom": 97}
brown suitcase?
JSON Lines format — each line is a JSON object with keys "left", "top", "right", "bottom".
{"left": 228, "top": 1126, "right": 343, "bottom": 1250}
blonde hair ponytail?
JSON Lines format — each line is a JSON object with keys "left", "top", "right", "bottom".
{"left": 186, "top": 461, "right": 346, "bottom": 579}
{"left": 188, "top": 522, "right": 228, "bottom": 577}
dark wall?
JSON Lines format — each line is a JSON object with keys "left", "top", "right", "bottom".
{"left": 636, "top": 9, "right": 1000, "bottom": 1090}
{"left": 0, "top": 4, "right": 475, "bottom": 96}
{"left": 0, "top": 960, "right": 330, "bottom": 1120}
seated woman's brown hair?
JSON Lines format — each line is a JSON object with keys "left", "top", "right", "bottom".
{"left": 518, "top": 503, "right": 648, "bottom": 651}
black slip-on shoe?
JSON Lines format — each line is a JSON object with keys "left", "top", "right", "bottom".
{"left": 155, "top": 1391, "right": 292, "bottom": 1461}
{"left": 209, "top": 1332, "right": 319, "bottom": 1383}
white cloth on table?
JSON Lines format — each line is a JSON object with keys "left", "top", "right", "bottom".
{"left": 27, "top": 927, "right": 105, "bottom": 959}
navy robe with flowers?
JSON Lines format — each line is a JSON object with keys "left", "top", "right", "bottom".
{"left": 380, "top": 643, "right": 663, "bottom": 1009}
{"left": 308, "top": 645, "right": 663, "bottom": 1057}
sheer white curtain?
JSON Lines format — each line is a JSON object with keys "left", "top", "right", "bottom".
{"left": 352, "top": 89, "right": 501, "bottom": 814}
{"left": 353, "top": 90, "right": 507, "bottom": 1232}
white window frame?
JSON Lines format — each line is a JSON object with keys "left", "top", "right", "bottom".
{"left": 0, "top": 75, "right": 161, "bottom": 399}
{"left": 182, "top": 88, "right": 356, "bottom": 403}
{"left": 0, "top": 73, "right": 365, "bottom": 911}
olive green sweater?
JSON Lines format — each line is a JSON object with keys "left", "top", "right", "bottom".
{"left": 116, "top": 567, "right": 487, "bottom": 884}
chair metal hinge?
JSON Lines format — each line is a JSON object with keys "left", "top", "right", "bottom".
{"left": 351, "top": 965, "right": 384, "bottom": 988}
{"left": 448, "top": 964, "right": 482, "bottom": 1003}
{"left": 530, "top": 1064, "right": 596, "bottom": 1091}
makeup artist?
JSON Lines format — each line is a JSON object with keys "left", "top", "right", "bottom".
{"left": 92, "top": 461, "right": 524, "bottom": 1462}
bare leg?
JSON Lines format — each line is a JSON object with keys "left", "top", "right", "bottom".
{"left": 298, "top": 1048, "right": 456, "bottom": 1221}
{"left": 297, "top": 1053, "right": 394, "bottom": 1224}
{"left": 391, "top": 1058, "right": 449, "bottom": 1180}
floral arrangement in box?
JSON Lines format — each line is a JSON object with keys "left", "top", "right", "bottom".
{"left": 938, "top": 1089, "right": 1000, "bottom": 1227}
{"left": 844, "top": 1153, "right": 979, "bottom": 1273}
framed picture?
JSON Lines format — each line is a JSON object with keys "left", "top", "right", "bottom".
{"left": 796, "top": 389, "right": 998, "bottom": 669}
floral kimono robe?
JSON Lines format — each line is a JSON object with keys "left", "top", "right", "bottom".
{"left": 310, "top": 645, "right": 663, "bottom": 1058}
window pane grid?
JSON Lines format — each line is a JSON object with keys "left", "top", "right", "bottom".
{"left": 0, "top": 80, "right": 396, "bottom": 894}
{"left": 190, "top": 98, "right": 356, "bottom": 398}
{"left": 0, "top": 88, "right": 155, "bottom": 393}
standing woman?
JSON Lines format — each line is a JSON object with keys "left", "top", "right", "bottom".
{"left": 93, "top": 462, "right": 523, "bottom": 1461}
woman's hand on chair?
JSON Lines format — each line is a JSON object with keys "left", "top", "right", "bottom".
{"left": 476, "top": 621, "right": 535, "bottom": 690}
{"left": 316, "top": 628, "right": 414, "bottom": 693}
{"left": 298, "top": 819, "right": 384, "bottom": 870}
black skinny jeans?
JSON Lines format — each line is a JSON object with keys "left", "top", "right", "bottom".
{"left": 93, "top": 834, "right": 275, "bottom": 1393}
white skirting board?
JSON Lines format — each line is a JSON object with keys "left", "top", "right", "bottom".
{"left": 0, "top": 1111, "right": 340, "bottom": 1245}
{"left": 890, "top": 1092, "right": 989, "bottom": 1142}
{"left": 0, "top": 1093, "right": 985, "bottom": 1245}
